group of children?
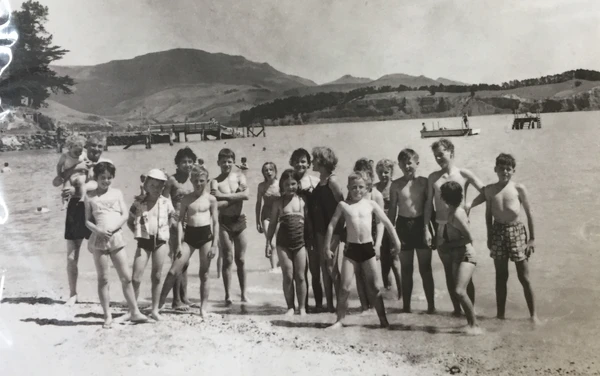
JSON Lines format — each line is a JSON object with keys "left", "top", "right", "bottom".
{"left": 56, "top": 135, "right": 539, "bottom": 334}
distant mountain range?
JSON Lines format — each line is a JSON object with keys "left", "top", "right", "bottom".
{"left": 48, "top": 48, "right": 468, "bottom": 124}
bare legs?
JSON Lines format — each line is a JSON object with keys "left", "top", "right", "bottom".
{"left": 132, "top": 243, "right": 169, "bottom": 320}
{"left": 66, "top": 239, "right": 82, "bottom": 305}
{"left": 399, "top": 248, "right": 435, "bottom": 313}
{"left": 439, "top": 249, "right": 475, "bottom": 315}
{"left": 305, "top": 239, "right": 323, "bottom": 310}
{"left": 263, "top": 219, "right": 279, "bottom": 270}
{"left": 220, "top": 229, "right": 249, "bottom": 304}
{"left": 452, "top": 260, "right": 481, "bottom": 335}
{"left": 315, "top": 233, "right": 341, "bottom": 312}
{"left": 494, "top": 258, "right": 539, "bottom": 323}
{"left": 380, "top": 235, "right": 402, "bottom": 298}
{"left": 169, "top": 232, "right": 189, "bottom": 309}
{"left": 92, "top": 248, "right": 147, "bottom": 329}
{"left": 278, "top": 246, "right": 307, "bottom": 315}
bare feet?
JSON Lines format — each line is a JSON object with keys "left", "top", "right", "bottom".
{"left": 496, "top": 314, "right": 506, "bottom": 320}
{"left": 268, "top": 268, "right": 281, "bottom": 274}
{"left": 326, "top": 321, "right": 343, "bottom": 330}
{"left": 199, "top": 309, "right": 209, "bottom": 318}
{"left": 298, "top": 308, "right": 307, "bottom": 316}
{"left": 182, "top": 298, "right": 192, "bottom": 306}
{"left": 241, "top": 296, "right": 251, "bottom": 304}
{"left": 379, "top": 318, "right": 390, "bottom": 329}
{"left": 172, "top": 301, "right": 190, "bottom": 311}
{"left": 452, "top": 310, "right": 463, "bottom": 317}
{"left": 225, "top": 298, "right": 233, "bottom": 306}
{"left": 284, "top": 308, "right": 295, "bottom": 316}
{"left": 102, "top": 316, "right": 112, "bottom": 329}
{"left": 130, "top": 311, "right": 149, "bottom": 323}
{"left": 401, "top": 307, "right": 412, "bottom": 313}
{"left": 327, "top": 306, "right": 336, "bottom": 313}
{"left": 360, "top": 308, "right": 374, "bottom": 316}
{"left": 464, "top": 325, "right": 484, "bottom": 336}
{"left": 530, "top": 315, "right": 543, "bottom": 326}
{"left": 426, "top": 307, "right": 437, "bottom": 314}
{"left": 150, "top": 311, "right": 162, "bottom": 321}
{"left": 65, "top": 295, "right": 78, "bottom": 306}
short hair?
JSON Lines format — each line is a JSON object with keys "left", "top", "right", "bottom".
{"left": 440, "top": 181, "right": 463, "bottom": 207}
{"left": 376, "top": 159, "right": 395, "bottom": 173}
{"left": 86, "top": 135, "right": 106, "bottom": 147}
{"left": 279, "top": 168, "right": 300, "bottom": 193}
{"left": 431, "top": 138, "right": 454, "bottom": 155}
{"left": 3, "top": 162, "right": 8, "bottom": 167}
{"left": 65, "top": 135, "right": 86, "bottom": 150}
{"left": 217, "top": 148, "right": 236, "bottom": 162}
{"left": 191, "top": 165, "right": 209, "bottom": 178}
{"left": 93, "top": 161, "right": 116, "bottom": 178}
{"left": 174, "top": 147, "right": 197, "bottom": 165}
{"left": 289, "top": 148, "right": 311, "bottom": 166}
{"left": 312, "top": 146, "right": 338, "bottom": 173}
{"left": 348, "top": 170, "right": 371, "bottom": 188}
{"left": 398, "top": 148, "right": 419, "bottom": 163}
{"left": 197, "top": 158, "right": 205, "bottom": 165}
{"left": 241, "top": 157, "right": 247, "bottom": 163}
{"left": 353, "top": 158, "right": 374, "bottom": 189}
{"left": 261, "top": 162, "right": 277, "bottom": 180}
{"left": 495, "top": 153, "right": 516, "bottom": 168}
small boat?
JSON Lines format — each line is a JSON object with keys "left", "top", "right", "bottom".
{"left": 420, "top": 116, "right": 480, "bottom": 139}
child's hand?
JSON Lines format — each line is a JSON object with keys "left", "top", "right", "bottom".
{"left": 374, "top": 244, "right": 381, "bottom": 260}
{"left": 525, "top": 239, "right": 535, "bottom": 258}
{"left": 424, "top": 230, "right": 433, "bottom": 249}
{"left": 208, "top": 244, "right": 217, "bottom": 259}
{"left": 96, "top": 228, "right": 113, "bottom": 240}
{"left": 324, "top": 248, "right": 334, "bottom": 260}
{"left": 134, "top": 193, "right": 146, "bottom": 202}
{"left": 257, "top": 222, "right": 264, "bottom": 233}
{"left": 391, "top": 244, "right": 401, "bottom": 257}
{"left": 265, "top": 243, "right": 272, "bottom": 258}
{"left": 464, "top": 202, "right": 472, "bottom": 216}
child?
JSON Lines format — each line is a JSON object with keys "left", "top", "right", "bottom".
{"left": 1, "top": 162, "right": 11, "bottom": 173}
{"left": 138, "top": 174, "right": 147, "bottom": 198}
{"left": 237, "top": 157, "right": 249, "bottom": 172}
{"left": 424, "top": 139, "right": 484, "bottom": 316}
{"left": 438, "top": 181, "right": 482, "bottom": 335}
{"left": 197, "top": 158, "right": 205, "bottom": 167}
{"left": 389, "top": 149, "right": 435, "bottom": 313}
{"left": 255, "top": 162, "right": 280, "bottom": 272}
{"left": 266, "top": 169, "right": 308, "bottom": 315}
{"left": 482, "top": 153, "right": 539, "bottom": 323}
{"left": 84, "top": 162, "right": 148, "bottom": 328}
{"left": 351, "top": 158, "right": 385, "bottom": 313}
{"left": 289, "top": 148, "right": 322, "bottom": 311}
{"left": 211, "top": 148, "right": 250, "bottom": 304}
{"left": 129, "top": 169, "right": 176, "bottom": 321}
{"left": 160, "top": 165, "right": 219, "bottom": 317}
{"left": 325, "top": 171, "right": 402, "bottom": 329}
{"left": 311, "top": 146, "right": 345, "bottom": 312}
{"left": 375, "top": 159, "right": 402, "bottom": 296}
{"left": 163, "top": 147, "right": 197, "bottom": 309}
{"left": 53, "top": 135, "right": 90, "bottom": 204}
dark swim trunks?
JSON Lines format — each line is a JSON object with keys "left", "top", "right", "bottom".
{"left": 64, "top": 198, "right": 91, "bottom": 240}
{"left": 137, "top": 236, "right": 167, "bottom": 252}
{"left": 219, "top": 214, "right": 247, "bottom": 236}
{"left": 184, "top": 225, "right": 213, "bottom": 249}
{"left": 345, "top": 242, "right": 376, "bottom": 263}
{"left": 396, "top": 215, "right": 427, "bottom": 251}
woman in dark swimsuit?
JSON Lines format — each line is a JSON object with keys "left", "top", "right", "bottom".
{"left": 290, "top": 148, "right": 323, "bottom": 311}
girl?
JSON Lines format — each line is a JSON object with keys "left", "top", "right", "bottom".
{"left": 266, "top": 169, "right": 308, "bottom": 315}
{"left": 289, "top": 148, "right": 322, "bottom": 311}
{"left": 129, "top": 169, "right": 176, "bottom": 321}
{"left": 311, "top": 146, "right": 345, "bottom": 312}
{"left": 84, "top": 162, "right": 148, "bottom": 328}
{"left": 439, "top": 181, "right": 482, "bottom": 335}
{"left": 374, "top": 159, "right": 402, "bottom": 296}
{"left": 255, "top": 162, "right": 280, "bottom": 272}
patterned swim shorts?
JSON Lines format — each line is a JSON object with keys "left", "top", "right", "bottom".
{"left": 489, "top": 221, "right": 528, "bottom": 262}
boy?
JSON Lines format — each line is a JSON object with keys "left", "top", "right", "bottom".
{"left": 325, "top": 171, "right": 402, "bottom": 329}
{"left": 211, "top": 148, "right": 250, "bottom": 304}
{"left": 163, "top": 147, "right": 197, "bottom": 310}
{"left": 483, "top": 153, "right": 539, "bottom": 323}
{"left": 388, "top": 149, "right": 435, "bottom": 313}
{"left": 424, "top": 139, "right": 484, "bottom": 316}
{"left": 159, "top": 165, "right": 219, "bottom": 318}
{"left": 439, "top": 181, "right": 482, "bottom": 335}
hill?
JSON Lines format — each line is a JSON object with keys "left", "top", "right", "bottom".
{"left": 50, "top": 48, "right": 317, "bottom": 120}
{"left": 436, "top": 77, "right": 468, "bottom": 86}
{"left": 325, "top": 75, "right": 372, "bottom": 85}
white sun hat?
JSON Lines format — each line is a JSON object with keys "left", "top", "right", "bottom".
{"left": 146, "top": 168, "right": 168, "bottom": 181}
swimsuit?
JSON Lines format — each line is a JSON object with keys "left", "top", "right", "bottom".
{"left": 345, "top": 242, "right": 376, "bottom": 263}
{"left": 184, "top": 225, "right": 213, "bottom": 249}
{"left": 277, "top": 213, "right": 305, "bottom": 253}
{"left": 86, "top": 190, "right": 127, "bottom": 254}
{"left": 489, "top": 221, "right": 528, "bottom": 262}
{"left": 261, "top": 185, "right": 281, "bottom": 222}
{"left": 137, "top": 236, "right": 167, "bottom": 252}
{"left": 64, "top": 197, "right": 91, "bottom": 240}
{"left": 442, "top": 223, "right": 476, "bottom": 265}
{"left": 311, "top": 175, "right": 344, "bottom": 235}
{"left": 396, "top": 216, "right": 427, "bottom": 251}
{"left": 220, "top": 214, "right": 247, "bottom": 236}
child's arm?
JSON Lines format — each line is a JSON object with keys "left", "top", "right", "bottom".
{"left": 423, "top": 175, "right": 435, "bottom": 248}
{"left": 214, "top": 174, "right": 250, "bottom": 202}
{"left": 441, "top": 211, "right": 473, "bottom": 249}
{"left": 265, "top": 200, "right": 281, "bottom": 248}
{"left": 517, "top": 183, "right": 536, "bottom": 254}
{"left": 55, "top": 153, "right": 67, "bottom": 178}
{"left": 112, "top": 191, "right": 130, "bottom": 233}
{"left": 126, "top": 202, "right": 137, "bottom": 233}
{"left": 387, "top": 181, "right": 398, "bottom": 227}
{"left": 323, "top": 203, "right": 343, "bottom": 259}
{"left": 466, "top": 192, "right": 486, "bottom": 215}
{"left": 255, "top": 183, "right": 265, "bottom": 232}
{"left": 208, "top": 196, "right": 219, "bottom": 259}
{"left": 462, "top": 169, "right": 485, "bottom": 202}
{"left": 372, "top": 194, "right": 385, "bottom": 256}
{"left": 485, "top": 187, "right": 493, "bottom": 249}
{"left": 371, "top": 201, "right": 402, "bottom": 256}
{"left": 328, "top": 175, "right": 345, "bottom": 202}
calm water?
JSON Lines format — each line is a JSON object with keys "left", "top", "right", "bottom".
{"left": 1, "top": 111, "right": 600, "bottom": 362}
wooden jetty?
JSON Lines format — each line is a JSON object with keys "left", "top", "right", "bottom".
{"left": 512, "top": 111, "right": 542, "bottom": 130}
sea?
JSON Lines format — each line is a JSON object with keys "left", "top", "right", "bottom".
{"left": 1, "top": 111, "right": 599, "bottom": 369}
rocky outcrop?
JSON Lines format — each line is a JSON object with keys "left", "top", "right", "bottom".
{"left": 0, "top": 133, "right": 58, "bottom": 152}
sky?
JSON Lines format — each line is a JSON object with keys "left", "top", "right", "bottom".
{"left": 7, "top": 0, "right": 600, "bottom": 84}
